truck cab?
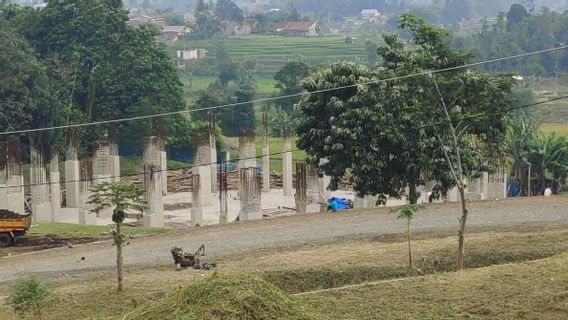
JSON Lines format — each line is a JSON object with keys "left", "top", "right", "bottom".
{"left": 0, "top": 211, "right": 32, "bottom": 247}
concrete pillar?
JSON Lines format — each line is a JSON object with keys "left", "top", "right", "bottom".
{"left": 108, "top": 125, "right": 121, "bottom": 183}
{"left": 318, "top": 159, "right": 331, "bottom": 208}
{"left": 109, "top": 142, "right": 120, "bottom": 183}
{"left": 194, "top": 145, "right": 212, "bottom": 206}
{"left": 78, "top": 159, "right": 96, "bottom": 225}
{"left": 262, "top": 114, "right": 270, "bottom": 192}
{"left": 65, "top": 146, "right": 81, "bottom": 209}
{"left": 191, "top": 172, "right": 203, "bottom": 227}
{"left": 160, "top": 143, "right": 168, "bottom": 196}
{"left": 209, "top": 117, "right": 218, "bottom": 194}
{"left": 282, "top": 134, "right": 293, "bottom": 196}
{"left": 142, "top": 137, "right": 164, "bottom": 227}
{"left": 49, "top": 153, "right": 61, "bottom": 222}
{"left": 92, "top": 140, "right": 112, "bottom": 185}
{"left": 4, "top": 138, "right": 25, "bottom": 215}
{"left": 238, "top": 130, "right": 257, "bottom": 170}
{"left": 30, "top": 141, "right": 52, "bottom": 222}
{"left": 239, "top": 168, "right": 262, "bottom": 221}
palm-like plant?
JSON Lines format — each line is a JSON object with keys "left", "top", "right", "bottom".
{"left": 88, "top": 181, "right": 147, "bottom": 291}
{"left": 530, "top": 133, "right": 568, "bottom": 194}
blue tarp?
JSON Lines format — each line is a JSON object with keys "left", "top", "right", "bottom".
{"left": 327, "top": 197, "right": 348, "bottom": 212}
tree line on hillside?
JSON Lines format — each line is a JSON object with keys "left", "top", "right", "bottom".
{"left": 454, "top": 5, "right": 568, "bottom": 77}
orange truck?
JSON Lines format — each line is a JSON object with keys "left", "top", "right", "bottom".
{"left": 0, "top": 213, "right": 32, "bottom": 247}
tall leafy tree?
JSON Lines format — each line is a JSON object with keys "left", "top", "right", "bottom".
{"left": 7, "top": 0, "right": 186, "bottom": 148}
{"left": 296, "top": 14, "right": 513, "bottom": 270}
{"left": 214, "top": 0, "right": 243, "bottom": 21}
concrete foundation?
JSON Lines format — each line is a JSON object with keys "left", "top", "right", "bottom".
{"left": 282, "top": 135, "right": 293, "bottom": 196}
{"left": 142, "top": 137, "right": 164, "bottom": 227}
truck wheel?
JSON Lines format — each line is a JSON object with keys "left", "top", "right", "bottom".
{"left": 0, "top": 233, "right": 14, "bottom": 247}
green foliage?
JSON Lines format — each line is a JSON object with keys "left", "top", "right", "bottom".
{"left": 162, "top": 11, "right": 184, "bottom": 26}
{"left": 296, "top": 14, "right": 513, "bottom": 204}
{"left": 390, "top": 204, "right": 424, "bottom": 221}
{"left": 192, "top": 0, "right": 219, "bottom": 39}
{"left": 455, "top": 8, "right": 568, "bottom": 77}
{"left": 214, "top": 0, "right": 243, "bottom": 22}
{"left": 88, "top": 181, "right": 146, "bottom": 226}
{"left": 8, "top": 275, "right": 58, "bottom": 320}
{"left": 4, "top": 0, "right": 186, "bottom": 149}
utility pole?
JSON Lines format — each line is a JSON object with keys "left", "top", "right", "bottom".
{"left": 527, "top": 162, "right": 531, "bottom": 197}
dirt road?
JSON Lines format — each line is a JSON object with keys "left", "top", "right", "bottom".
{"left": 0, "top": 197, "right": 566, "bottom": 289}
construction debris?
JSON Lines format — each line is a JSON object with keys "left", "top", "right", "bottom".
{"left": 171, "top": 244, "right": 217, "bottom": 270}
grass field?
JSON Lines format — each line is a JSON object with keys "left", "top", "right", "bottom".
{"left": 1, "top": 224, "right": 566, "bottom": 319}
{"left": 28, "top": 222, "right": 171, "bottom": 238}
{"left": 172, "top": 35, "right": 376, "bottom": 75}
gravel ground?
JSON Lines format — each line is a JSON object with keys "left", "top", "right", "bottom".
{"left": 0, "top": 196, "right": 566, "bottom": 289}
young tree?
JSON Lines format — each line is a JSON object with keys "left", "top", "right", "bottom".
{"left": 88, "top": 181, "right": 146, "bottom": 292}
{"left": 390, "top": 204, "right": 424, "bottom": 271}
{"left": 214, "top": 0, "right": 244, "bottom": 21}
{"left": 274, "top": 59, "right": 310, "bottom": 113}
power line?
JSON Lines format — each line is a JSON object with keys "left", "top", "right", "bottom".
{"left": 0, "top": 45, "right": 566, "bottom": 137}
{"left": 3, "top": 94, "right": 567, "bottom": 190}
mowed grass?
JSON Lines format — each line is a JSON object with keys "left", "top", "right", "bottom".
{"left": 28, "top": 222, "right": 171, "bottom": 238}
{"left": 302, "top": 253, "right": 568, "bottom": 319}
{"left": 1, "top": 224, "right": 566, "bottom": 320}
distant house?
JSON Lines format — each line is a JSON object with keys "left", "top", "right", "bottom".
{"left": 161, "top": 26, "right": 192, "bottom": 42}
{"left": 128, "top": 15, "right": 166, "bottom": 28}
{"left": 280, "top": 21, "right": 321, "bottom": 37}
{"left": 361, "top": 9, "right": 380, "bottom": 20}
{"left": 176, "top": 49, "right": 208, "bottom": 66}
{"left": 220, "top": 19, "right": 258, "bottom": 36}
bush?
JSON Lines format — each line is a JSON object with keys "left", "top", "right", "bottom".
{"left": 7, "top": 275, "right": 58, "bottom": 320}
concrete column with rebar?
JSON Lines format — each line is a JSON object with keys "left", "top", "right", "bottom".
{"left": 239, "top": 168, "right": 262, "bottom": 221}
{"left": 262, "top": 114, "right": 270, "bottom": 192}
{"left": 65, "top": 144, "right": 81, "bottom": 209}
{"left": 191, "top": 144, "right": 212, "bottom": 226}
{"left": 4, "top": 137, "right": 25, "bottom": 215}
{"left": 92, "top": 140, "right": 112, "bottom": 185}
{"left": 30, "top": 139, "right": 52, "bottom": 222}
{"left": 143, "top": 137, "right": 164, "bottom": 227}
{"left": 78, "top": 158, "right": 96, "bottom": 225}
{"left": 49, "top": 152, "right": 61, "bottom": 222}
{"left": 209, "top": 114, "right": 218, "bottom": 194}
{"left": 282, "top": 133, "right": 293, "bottom": 196}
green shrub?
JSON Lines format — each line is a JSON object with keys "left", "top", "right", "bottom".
{"left": 7, "top": 275, "right": 58, "bottom": 320}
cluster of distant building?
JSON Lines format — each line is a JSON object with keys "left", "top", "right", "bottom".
{"left": 127, "top": 11, "right": 321, "bottom": 43}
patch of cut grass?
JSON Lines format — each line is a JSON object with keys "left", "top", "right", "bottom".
{"left": 29, "top": 222, "right": 171, "bottom": 238}
{"left": 302, "top": 253, "right": 568, "bottom": 319}
{"left": 125, "top": 274, "right": 324, "bottom": 320}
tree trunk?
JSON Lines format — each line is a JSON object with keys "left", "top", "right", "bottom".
{"left": 456, "top": 185, "right": 468, "bottom": 270}
{"left": 407, "top": 218, "right": 412, "bottom": 270}
{"left": 408, "top": 180, "right": 418, "bottom": 205}
{"left": 116, "top": 222, "right": 124, "bottom": 292}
